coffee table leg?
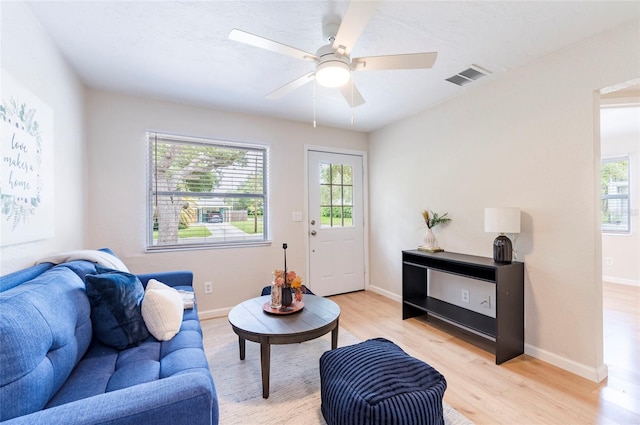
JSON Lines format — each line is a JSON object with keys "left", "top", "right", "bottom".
{"left": 238, "top": 336, "right": 246, "bottom": 360}
{"left": 260, "top": 337, "right": 270, "bottom": 398}
{"left": 331, "top": 323, "right": 339, "bottom": 349}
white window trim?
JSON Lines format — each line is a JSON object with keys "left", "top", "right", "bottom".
{"left": 146, "top": 131, "right": 271, "bottom": 251}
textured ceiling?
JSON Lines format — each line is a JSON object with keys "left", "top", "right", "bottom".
{"left": 25, "top": 1, "right": 640, "bottom": 132}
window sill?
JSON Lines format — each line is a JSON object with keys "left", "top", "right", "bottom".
{"left": 145, "top": 240, "right": 272, "bottom": 252}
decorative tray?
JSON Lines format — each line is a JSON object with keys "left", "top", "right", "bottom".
{"left": 262, "top": 301, "right": 304, "bottom": 315}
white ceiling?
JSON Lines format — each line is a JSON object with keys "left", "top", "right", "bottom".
{"left": 26, "top": 1, "right": 640, "bottom": 132}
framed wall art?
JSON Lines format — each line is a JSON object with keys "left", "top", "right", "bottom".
{"left": 1, "top": 69, "right": 54, "bottom": 246}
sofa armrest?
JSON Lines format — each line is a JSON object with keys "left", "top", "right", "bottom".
{"left": 4, "top": 373, "right": 217, "bottom": 425}
{"left": 137, "top": 271, "right": 193, "bottom": 289}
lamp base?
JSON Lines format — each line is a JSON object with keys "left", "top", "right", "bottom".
{"left": 493, "top": 235, "right": 513, "bottom": 263}
{"left": 418, "top": 246, "right": 444, "bottom": 253}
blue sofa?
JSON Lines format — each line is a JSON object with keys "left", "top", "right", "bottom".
{"left": 0, "top": 254, "right": 218, "bottom": 424}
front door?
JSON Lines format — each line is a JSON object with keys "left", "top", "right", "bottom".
{"left": 307, "top": 150, "right": 364, "bottom": 296}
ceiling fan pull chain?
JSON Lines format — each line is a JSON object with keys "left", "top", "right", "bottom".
{"left": 313, "top": 79, "right": 317, "bottom": 128}
{"left": 351, "top": 82, "right": 355, "bottom": 125}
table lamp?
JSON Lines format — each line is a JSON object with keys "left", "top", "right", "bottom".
{"left": 484, "top": 207, "right": 520, "bottom": 263}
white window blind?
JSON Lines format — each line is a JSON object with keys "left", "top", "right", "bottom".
{"left": 147, "top": 132, "right": 269, "bottom": 250}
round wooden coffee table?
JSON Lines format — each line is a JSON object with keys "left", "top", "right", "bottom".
{"left": 228, "top": 295, "right": 340, "bottom": 398}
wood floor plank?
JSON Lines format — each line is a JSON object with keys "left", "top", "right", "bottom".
{"left": 329, "top": 283, "right": 640, "bottom": 425}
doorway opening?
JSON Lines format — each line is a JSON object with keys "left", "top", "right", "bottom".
{"left": 599, "top": 80, "right": 639, "bottom": 405}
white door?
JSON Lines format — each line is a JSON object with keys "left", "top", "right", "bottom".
{"left": 307, "top": 150, "right": 364, "bottom": 296}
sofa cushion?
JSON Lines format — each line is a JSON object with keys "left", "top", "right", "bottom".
{"left": 142, "top": 279, "right": 184, "bottom": 341}
{"left": 85, "top": 265, "right": 149, "bottom": 350}
{"left": 0, "top": 267, "right": 92, "bottom": 421}
{"left": 46, "top": 292, "right": 209, "bottom": 409}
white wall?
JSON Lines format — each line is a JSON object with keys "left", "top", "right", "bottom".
{"left": 85, "top": 90, "right": 367, "bottom": 316}
{"left": 0, "top": 3, "right": 86, "bottom": 274}
{"left": 601, "top": 105, "right": 640, "bottom": 285}
{"left": 368, "top": 20, "right": 640, "bottom": 382}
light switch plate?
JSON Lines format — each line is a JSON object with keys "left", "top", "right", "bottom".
{"left": 292, "top": 211, "right": 302, "bottom": 222}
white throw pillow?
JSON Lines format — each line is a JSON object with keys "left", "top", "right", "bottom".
{"left": 141, "top": 279, "right": 184, "bottom": 341}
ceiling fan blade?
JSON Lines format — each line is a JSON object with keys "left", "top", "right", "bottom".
{"left": 339, "top": 81, "right": 365, "bottom": 108}
{"left": 352, "top": 52, "right": 438, "bottom": 71}
{"left": 332, "top": 1, "right": 379, "bottom": 55}
{"left": 229, "top": 29, "right": 318, "bottom": 62}
{"left": 266, "top": 72, "right": 316, "bottom": 100}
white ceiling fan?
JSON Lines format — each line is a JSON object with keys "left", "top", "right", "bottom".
{"left": 228, "top": 1, "right": 438, "bottom": 108}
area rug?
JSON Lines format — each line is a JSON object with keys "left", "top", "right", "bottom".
{"left": 202, "top": 317, "right": 473, "bottom": 425}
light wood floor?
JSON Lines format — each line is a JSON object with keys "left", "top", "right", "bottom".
{"left": 329, "top": 282, "right": 639, "bottom": 425}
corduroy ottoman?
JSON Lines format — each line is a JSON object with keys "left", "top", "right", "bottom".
{"left": 320, "top": 338, "right": 447, "bottom": 425}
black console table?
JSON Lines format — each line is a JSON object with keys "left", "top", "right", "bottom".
{"left": 402, "top": 250, "right": 524, "bottom": 364}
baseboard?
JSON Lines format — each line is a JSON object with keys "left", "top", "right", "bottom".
{"left": 198, "top": 307, "right": 231, "bottom": 321}
{"left": 603, "top": 275, "right": 640, "bottom": 287}
{"left": 525, "top": 343, "right": 608, "bottom": 383}
{"left": 367, "top": 284, "right": 402, "bottom": 303}
{"left": 199, "top": 286, "right": 400, "bottom": 321}
{"left": 367, "top": 286, "right": 610, "bottom": 384}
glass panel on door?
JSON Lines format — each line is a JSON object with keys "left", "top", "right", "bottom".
{"left": 319, "top": 162, "right": 353, "bottom": 228}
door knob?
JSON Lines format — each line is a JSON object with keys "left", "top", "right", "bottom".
{"left": 310, "top": 230, "right": 317, "bottom": 236}
{"left": 310, "top": 220, "right": 316, "bottom": 225}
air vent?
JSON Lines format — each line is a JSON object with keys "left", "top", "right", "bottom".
{"left": 446, "top": 65, "right": 490, "bottom": 86}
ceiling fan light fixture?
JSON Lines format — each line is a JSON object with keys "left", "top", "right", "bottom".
{"left": 315, "top": 60, "right": 351, "bottom": 88}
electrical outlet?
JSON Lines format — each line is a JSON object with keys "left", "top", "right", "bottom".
{"left": 461, "top": 289, "right": 470, "bottom": 303}
{"left": 481, "top": 296, "right": 491, "bottom": 309}
{"left": 203, "top": 281, "right": 213, "bottom": 294}
{"left": 606, "top": 257, "right": 614, "bottom": 266}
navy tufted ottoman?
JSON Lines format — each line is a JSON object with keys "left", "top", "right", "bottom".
{"left": 320, "top": 338, "right": 447, "bottom": 425}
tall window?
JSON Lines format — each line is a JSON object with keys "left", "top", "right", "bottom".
{"left": 147, "top": 132, "right": 269, "bottom": 250}
{"left": 601, "top": 156, "right": 630, "bottom": 234}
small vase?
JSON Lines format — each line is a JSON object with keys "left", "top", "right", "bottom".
{"left": 281, "top": 286, "right": 293, "bottom": 308}
{"left": 425, "top": 228, "right": 437, "bottom": 248}
{"left": 270, "top": 283, "right": 282, "bottom": 309}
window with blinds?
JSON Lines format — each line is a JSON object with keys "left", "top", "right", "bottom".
{"left": 601, "top": 156, "right": 630, "bottom": 234}
{"left": 147, "top": 132, "right": 269, "bottom": 250}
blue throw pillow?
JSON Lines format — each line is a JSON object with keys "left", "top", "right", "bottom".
{"left": 85, "top": 265, "right": 149, "bottom": 349}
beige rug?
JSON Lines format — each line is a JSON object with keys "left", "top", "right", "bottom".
{"left": 202, "top": 317, "right": 473, "bottom": 425}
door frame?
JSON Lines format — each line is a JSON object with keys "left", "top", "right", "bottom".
{"left": 304, "top": 145, "right": 370, "bottom": 293}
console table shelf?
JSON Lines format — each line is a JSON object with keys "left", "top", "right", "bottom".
{"left": 404, "top": 296, "right": 496, "bottom": 338}
{"left": 402, "top": 250, "right": 524, "bottom": 364}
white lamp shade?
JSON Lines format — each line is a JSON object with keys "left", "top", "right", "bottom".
{"left": 485, "top": 207, "right": 521, "bottom": 234}
{"left": 315, "top": 61, "right": 351, "bottom": 88}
